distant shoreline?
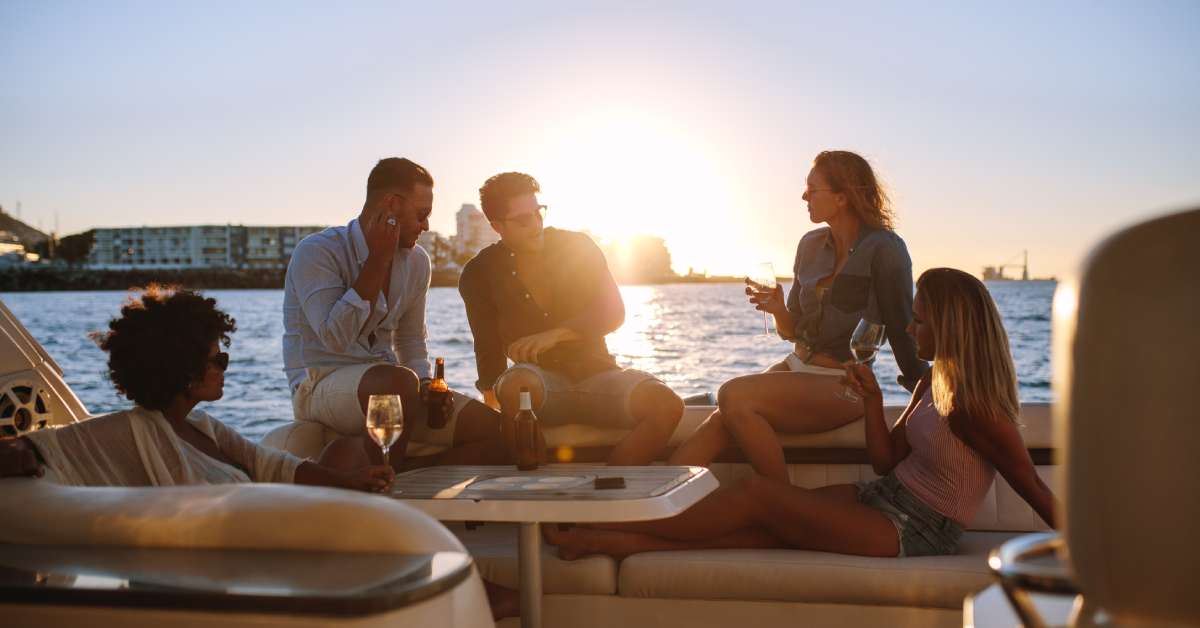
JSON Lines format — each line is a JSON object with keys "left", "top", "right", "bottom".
{"left": 0, "top": 266, "right": 1056, "bottom": 293}
{"left": 0, "top": 266, "right": 751, "bottom": 292}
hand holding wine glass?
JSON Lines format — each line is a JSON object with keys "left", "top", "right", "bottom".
{"left": 746, "top": 262, "right": 780, "bottom": 334}
{"left": 366, "top": 394, "right": 404, "bottom": 466}
{"left": 837, "top": 319, "right": 886, "bottom": 402}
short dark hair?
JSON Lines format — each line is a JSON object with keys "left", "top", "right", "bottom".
{"left": 367, "top": 158, "right": 434, "bottom": 198}
{"left": 92, "top": 285, "right": 236, "bottom": 411}
{"left": 479, "top": 172, "right": 540, "bottom": 222}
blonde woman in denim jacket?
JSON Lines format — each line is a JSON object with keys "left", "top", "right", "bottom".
{"left": 669, "top": 151, "right": 928, "bottom": 483}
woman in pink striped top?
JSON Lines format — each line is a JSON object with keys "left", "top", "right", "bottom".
{"left": 547, "top": 268, "right": 1057, "bottom": 558}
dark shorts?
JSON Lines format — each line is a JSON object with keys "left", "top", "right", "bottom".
{"left": 856, "top": 473, "right": 964, "bottom": 557}
{"left": 495, "top": 363, "right": 660, "bottom": 428}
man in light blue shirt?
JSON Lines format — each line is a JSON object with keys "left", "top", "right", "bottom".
{"left": 283, "top": 158, "right": 507, "bottom": 467}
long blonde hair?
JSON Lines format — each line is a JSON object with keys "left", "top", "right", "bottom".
{"left": 917, "top": 268, "right": 1019, "bottom": 423}
{"left": 812, "top": 150, "right": 896, "bottom": 230}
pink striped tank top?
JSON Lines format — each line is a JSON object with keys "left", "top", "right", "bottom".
{"left": 893, "top": 387, "right": 996, "bottom": 525}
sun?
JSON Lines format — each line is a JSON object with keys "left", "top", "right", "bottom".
{"left": 521, "top": 106, "right": 744, "bottom": 275}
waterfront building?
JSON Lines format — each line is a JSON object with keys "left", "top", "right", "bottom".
{"left": 87, "top": 225, "right": 325, "bottom": 270}
{"left": 418, "top": 231, "right": 456, "bottom": 271}
{"left": 453, "top": 204, "right": 498, "bottom": 262}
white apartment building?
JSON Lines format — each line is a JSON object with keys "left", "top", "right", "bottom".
{"left": 454, "top": 204, "right": 498, "bottom": 259}
{"left": 88, "top": 225, "right": 326, "bottom": 269}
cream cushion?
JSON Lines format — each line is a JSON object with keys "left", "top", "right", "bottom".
{"left": 618, "top": 531, "right": 1018, "bottom": 609}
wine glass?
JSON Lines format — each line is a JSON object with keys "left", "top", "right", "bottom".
{"left": 366, "top": 394, "right": 404, "bottom": 464}
{"left": 838, "top": 319, "right": 887, "bottom": 402}
{"left": 747, "top": 262, "right": 778, "bottom": 335}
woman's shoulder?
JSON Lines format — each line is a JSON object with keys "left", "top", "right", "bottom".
{"left": 185, "top": 408, "right": 231, "bottom": 439}
{"left": 795, "top": 227, "right": 831, "bottom": 256}
{"left": 859, "top": 228, "right": 912, "bottom": 266}
{"left": 798, "top": 226, "right": 831, "bottom": 246}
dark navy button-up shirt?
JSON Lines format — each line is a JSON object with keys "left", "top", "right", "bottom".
{"left": 459, "top": 228, "right": 623, "bottom": 392}
{"left": 785, "top": 225, "right": 928, "bottom": 391}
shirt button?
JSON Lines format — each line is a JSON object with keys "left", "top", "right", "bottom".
{"left": 543, "top": 312, "right": 549, "bottom": 317}
{"left": 511, "top": 271, "right": 516, "bottom": 276}
{"left": 524, "top": 293, "right": 531, "bottom": 299}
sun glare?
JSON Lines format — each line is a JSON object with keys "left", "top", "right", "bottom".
{"left": 524, "top": 107, "right": 744, "bottom": 275}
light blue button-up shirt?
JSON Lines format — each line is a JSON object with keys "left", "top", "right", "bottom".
{"left": 282, "top": 218, "right": 432, "bottom": 392}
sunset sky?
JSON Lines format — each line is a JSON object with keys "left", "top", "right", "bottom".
{"left": 2, "top": 1, "right": 1198, "bottom": 279}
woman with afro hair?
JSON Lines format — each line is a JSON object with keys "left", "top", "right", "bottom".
{"left": 1, "top": 285, "right": 394, "bottom": 492}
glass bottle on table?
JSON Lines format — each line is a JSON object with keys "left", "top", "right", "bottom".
{"left": 514, "top": 387, "right": 542, "bottom": 471}
{"left": 426, "top": 357, "right": 450, "bottom": 429}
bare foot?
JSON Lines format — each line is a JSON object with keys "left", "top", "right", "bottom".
{"left": 544, "top": 524, "right": 647, "bottom": 560}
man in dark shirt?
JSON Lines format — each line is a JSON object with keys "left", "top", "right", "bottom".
{"left": 459, "top": 172, "right": 683, "bottom": 465}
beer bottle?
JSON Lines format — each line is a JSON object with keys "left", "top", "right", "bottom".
{"left": 426, "top": 357, "right": 450, "bottom": 429}
{"left": 514, "top": 386, "right": 541, "bottom": 471}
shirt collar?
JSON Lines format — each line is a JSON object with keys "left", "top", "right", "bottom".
{"left": 821, "top": 224, "right": 877, "bottom": 253}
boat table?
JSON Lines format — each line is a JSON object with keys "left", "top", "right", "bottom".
{"left": 392, "top": 464, "right": 718, "bottom": 628}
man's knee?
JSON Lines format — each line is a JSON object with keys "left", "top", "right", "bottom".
{"left": 495, "top": 367, "right": 545, "bottom": 416}
{"left": 632, "top": 381, "right": 683, "bottom": 433}
{"left": 359, "top": 365, "right": 419, "bottom": 399}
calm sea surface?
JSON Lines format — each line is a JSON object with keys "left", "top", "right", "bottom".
{"left": 1, "top": 281, "right": 1054, "bottom": 441}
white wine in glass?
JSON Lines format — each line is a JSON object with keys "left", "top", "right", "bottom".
{"left": 839, "top": 319, "right": 887, "bottom": 402}
{"left": 366, "top": 394, "right": 404, "bottom": 463}
{"left": 747, "top": 262, "right": 778, "bottom": 335}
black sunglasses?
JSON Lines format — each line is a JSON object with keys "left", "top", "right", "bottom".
{"left": 208, "top": 352, "right": 230, "bottom": 371}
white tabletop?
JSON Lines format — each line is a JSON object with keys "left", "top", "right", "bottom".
{"left": 392, "top": 465, "right": 718, "bottom": 523}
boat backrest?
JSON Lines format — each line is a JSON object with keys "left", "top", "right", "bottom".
{"left": 1055, "top": 207, "right": 1200, "bottom": 625}
{"left": 0, "top": 298, "right": 90, "bottom": 436}
{"left": 0, "top": 474, "right": 465, "bottom": 554}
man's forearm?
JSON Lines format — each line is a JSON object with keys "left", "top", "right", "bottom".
{"left": 352, "top": 254, "right": 390, "bottom": 304}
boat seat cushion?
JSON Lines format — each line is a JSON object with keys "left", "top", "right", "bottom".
{"left": 617, "top": 531, "right": 1018, "bottom": 609}
{"left": 447, "top": 522, "right": 618, "bottom": 595}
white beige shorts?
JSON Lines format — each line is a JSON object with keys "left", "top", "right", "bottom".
{"left": 291, "top": 362, "right": 468, "bottom": 448}
{"left": 783, "top": 352, "right": 846, "bottom": 377}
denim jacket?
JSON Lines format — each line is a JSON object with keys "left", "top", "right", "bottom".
{"left": 785, "top": 226, "right": 928, "bottom": 391}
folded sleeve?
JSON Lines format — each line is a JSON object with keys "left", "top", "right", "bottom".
{"left": 287, "top": 239, "right": 372, "bottom": 355}
{"left": 871, "top": 236, "right": 929, "bottom": 391}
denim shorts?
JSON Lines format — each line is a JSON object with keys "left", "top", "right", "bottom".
{"left": 494, "top": 364, "right": 659, "bottom": 428}
{"left": 856, "top": 473, "right": 964, "bottom": 557}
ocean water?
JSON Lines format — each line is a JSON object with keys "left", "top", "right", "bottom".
{"left": 0, "top": 281, "right": 1054, "bottom": 441}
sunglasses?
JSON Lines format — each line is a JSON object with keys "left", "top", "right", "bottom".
{"left": 208, "top": 352, "right": 230, "bottom": 371}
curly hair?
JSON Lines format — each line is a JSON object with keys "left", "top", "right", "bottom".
{"left": 812, "top": 151, "right": 896, "bottom": 230}
{"left": 479, "top": 172, "right": 540, "bottom": 222}
{"left": 91, "top": 285, "right": 236, "bottom": 411}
